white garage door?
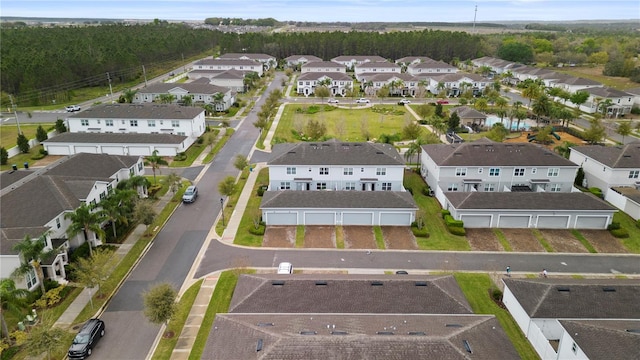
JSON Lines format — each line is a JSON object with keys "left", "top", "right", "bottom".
{"left": 265, "top": 212, "right": 297, "bottom": 225}
{"left": 460, "top": 215, "right": 492, "bottom": 228}
{"left": 129, "top": 147, "right": 151, "bottom": 156}
{"left": 46, "top": 145, "right": 70, "bottom": 155}
{"left": 343, "top": 212, "right": 373, "bottom": 225}
{"left": 537, "top": 216, "right": 569, "bottom": 229}
{"left": 575, "top": 216, "right": 608, "bottom": 229}
{"left": 102, "top": 146, "right": 124, "bottom": 155}
{"left": 379, "top": 212, "right": 412, "bottom": 226}
{"left": 498, "top": 216, "right": 530, "bottom": 228}
{"left": 304, "top": 212, "right": 335, "bottom": 225}
{"left": 76, "top": 146, "right": 97, "bottom": 154}
{"left": 156, "top": 147, "right": 177, "bottom": 156}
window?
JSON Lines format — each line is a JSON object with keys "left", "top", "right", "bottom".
{"left": 105, "top": 119, "right": 113, "bottom": 127}
{"left": 320, "top": 167, "right": 329, "bottom": 175}
{"left": 279, "top": 182, "right": 291, "bottom": 190}
{"left": 455, "top": 168, "right": 467, "bottom": 176}
{"left": 81, "top": 119, "right": 89, "bottom": 126}
{"left": 316, "top": 183, "right": 327, "bottom": 190}
{"left": 447, "top": 183, "right": 458, "bottom": 191}
{"left": 629, "top": 170, "right": 639, "bottom": 179}
{"left": 547, "top": 168, "right": 559, "bottom": 177}
{"left": 25, "top": 268, "right": 37, "bottom": 289}
{"left": 137, "top": 162, "right": 143, "bottom": 171}
{"left": 99, "top": 192, "right": 106, "bottom": 200}
{"left": 345, "top": 182, "right": 356, "bottom": 190}
{"left": 130, "top": 168, "right": 134, "bottom": 176}
{"left": 514, "top": 168, "right": 525, "bottom": 177}
{"left": 107, "top": 184, "right": 113, "bottom": 193}
{"left": 571, "top": 343, "right": 577, "bottom": 354}
{"left": 286, "top": 167, "right": 296, "bottom": 175}
{"left": 551, "top": 184, "right": 561, "bottom": 192}
{"left": 531, "top": 168, "right": 537, "bottom": 174}
{"left": 177, "top": 132, "right": 185, "bottom": 136}
{"left": 130, "top": 120, "right": 138, "bottom": 127}
{"left": 148, "top": 120, "right": 156, "bottom": 127}
{"left": 344, "top": 168, "right": 353, "bottom": 175}
{"left": 382, "top": 183, "right": 392, "bottom": 191}
{"left": 484, "top": 183, "right": 495, "bottom": 192}
{"left": 478, "top": 168, "right": 483, "bottom": 174}
{"left": 376, "top": 168, "right": 386, "bottom": 175}
{"left": 172, "top": 121, "right": 180, "bottom": 127}
{"left": 489, "top": 168, "right": 500, "bottom": 176}
{"left": 56, "top": 218, "right": 61, "bottom": 229}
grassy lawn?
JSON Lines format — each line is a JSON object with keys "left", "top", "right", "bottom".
{"left": 1, "top": 123, "right": 55, "bottom": 149}
{"left": 202, "top": 128, "right": 234, "bottom": 163}
{"left": 612, "top": 211, "right": 640, "bottom": 253}
{"left": 404, "top": 170, "right": 470, "bottom": 251}
{"left": 295, "top": 225, "right": 304, "bottom": 247}
{"left": 454, "top": 273, "right": 539, "bottom": 360}
{"left": 373, "top": 226, "right": 386, "bottom": 249}
{"left": 493, "top": 229, "right": 513, "bottom": 251}
{"left": 233, "top": 168, "right": 268, "bottom": 246}
{"left": 0, "top": 144, "right": 50, "bottom": 171}
{"left": 273, "top": 104, "right": 414, "bottom": 143}
{"left": 554, "top": 66, "right": 638, "bottom": 91}
{"left": 169, "top": 130, "right": 219, "bottom": 167}
{"left": 532, "top": 229, "right": 554, "bottom": 252}
{"left": 151, "top": 279, "right": 203, "bottom": 360}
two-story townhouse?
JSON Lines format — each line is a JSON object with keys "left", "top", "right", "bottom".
{"left": 261, "top": 141, "right": 417, "bottom": 226}
{"left": 549, "top": 76, "right": 603, "bottom": 95}
{"left": 471, "top": 56, "right": 522, "bottom": 75}
{"left": 407, "top": 60, "right": 458, "bottom": 79}
{"left": 354, "top": 62, "right": 401, "bottom": 82}
{"left": 188, "top": 69, "right": 248, "bottom": 93}
{"left": 301, "top": 61, "right": 346, "bottom": 74}
{"left": 395, "top": 56, "right": 435, "bottom": 67}
{"left": 511, "top": 66, "right": 557, "bottom": 82}
{"left": 0, "top": 153, "right": 144, "bottom": 289}
{"left": 297, "top": 72, "right": 353, "bottom": 97}
{"left": 331, "top": 55, "right": 387, "bottom": 70}
{"left": 579, "top": 87, "right": 634, "bottom": 117}
{"left": 284, "top": 55, "right": 323, "bottom": 69}
{"left": 217, "top": 52, "right": 276, "bottom": 70}
{"left": 626, "top": 87, "right": 640, "bottom": 106}
{"left": 420, "top": 139, "right": 615, "bottom": 229}
{"left": 193, "top": 58, "right": 263, "bottom": 77}
{"left": 427, "top": 73, "right": 490, "bottom": 97}
{"left": 362, "top": 73, "right": 420, "bottom": 97}
{"left": 133, "top": 82, "right": 234, "bottom": 110}
{"left": 44, "top": 104, "right": 204, "bottom": 156}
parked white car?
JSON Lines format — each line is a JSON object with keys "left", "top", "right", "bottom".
{"left": 355, "top": 98, "right": 370, "bottom": 104}
{"left": 398, "top": 98, "right": 411, "bottom": 105}
{"left": 277, "top": 262, "right": 293, "bottom": 274}
{"left": 328, "top": 98, "right": 339, "bottom": 104}
{"left": 65, "top": 105, "right": 81, "bottom": 112}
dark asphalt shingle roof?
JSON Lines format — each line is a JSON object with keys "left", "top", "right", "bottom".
{"left": 355, "top": 61, "right": 400, "bottom": 70}
{"left": 584, "top": 87, "right": 632, "bottom": 98}
{"left": 503, "top": 278, "right": 640, "bottom": 319}
{"left": 68, "top": 103, "right": 204, "bottom": 120}
{"left": 43, "top": 132, "right": 188, "bottom": 145}
{"left": 571, "top": 143, "right": 640, "bottom": 168}
{"left": 302, "top": 61, "right": 346, "bottom": 70}
{"left": 260, "top": 190, "right": 417, "bottom": 210}
{"left": 298, "top": 72, "right": 352, "bottom": 81}
{"left": 269, "top": 141, "right": 404, "bottom": 166}
{"left": 450, "top": 106, "right": 487, "bottom": 120}
{"left": 332, "top": 55, "right": 387, "bottom": 63}
{"left": 445, "top": 192, "right": 615, "bottom": 211}
{"left": 195, "top": 58, "right": 262, "bottom": 67}
{"left": 204, "top": 314, "right": 518, "bottom": 360}
{"left": 217, "top": 53, "right": 275, "bottom": 61}
{"left": 285, "top": 55, "right": 323, "bottom": 62}
{"left": 558, "top": 320, "right": 640, "bottom": 360}
{"left": 135, "top": 82, "right": 228, "bottom": 95}
{"left": 422, "top": 140, "right": 577, "bottom": 167}
{"left": 365, "top": 73, "right": 419, "bottom": 82}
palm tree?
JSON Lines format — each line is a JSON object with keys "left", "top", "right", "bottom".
{"left": 404, "top": 140, "right": 424, "bottom": 171}
{"left": 11, "top": 234, "right": 54, "bottom": 294}
{"left": 145, "top": 150, "right": 168, "bottom": 184}
{"left": 532, "top": 94, "right": 551, "bottom": 126}
{"left": 521, "top": 84, "right": 541, "bottom": 108}
{"left": 180, "top": 95, "right": 193, "bottom": 107}
{"left": 120, "top": 88, "right": 137, "bottom": 103}
{"left": 99, "top": 189, "right": 137, "bottom": 239}
{"left": 0, "top": 278, "right": 30, "bottom": 340}
{"left": 157, "top": 94, "right": 176, "bottom": 104}
{"left": 65, "top": 203, "right": 107, "bottom": 257}
{"left": 495, "top": 97, "right": 509, "bottom": 122}
{"left": 213, "top": 92, "right": 225, "bottom": 114}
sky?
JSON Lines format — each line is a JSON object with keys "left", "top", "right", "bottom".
{"left": 1, "top": 0, "right": 639, "bottom": 23}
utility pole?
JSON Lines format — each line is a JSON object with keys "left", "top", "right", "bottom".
{"left": 106, "top": 72, "right": 114, "bottom": 103}
{"left": 472, "top": 5, "right": 478, "bottom": 34}
{"left": 142, "top": 65, "right": 148, "bottom": 87}
{"left": 8, "top": 95, "right": 22, "bottom": 134}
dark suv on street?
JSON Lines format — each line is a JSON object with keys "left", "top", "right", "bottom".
{"left": 68, "top": 318, "right": 105, "bottom": 359}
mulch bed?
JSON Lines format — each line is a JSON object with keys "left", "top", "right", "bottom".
{"left": 381, "top": 226, "right": 418, "bottom": 249}
{"left": 580, "top": 230, "right": 628, "bottom": 253}
{"left": 501, "top": 229, "right": 546, "bottom": 252}
{"left": 343, "top": 226, "right": 376, "bottom": 249}
{"left": 304, "top": 226, "right": 335, "bottom": 248}
{"left": 466, "top": 229, "right": 503, "bottom": 251}
{"left": 539, "top": 229, "right": 588, "bottom": 253}
{"left": 263, "top": 226, "right": 295, "bottom": 248}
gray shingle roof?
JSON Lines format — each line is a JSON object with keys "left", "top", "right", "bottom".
{"left": 584, "top": 86, "right": 632, "bottom": 98}
{"left": 269, "top": 141, "right": 404, "bottom": 166}
{"left": 229, "top": 274, "right": 473, "bottom": 314}
{"left": 503, "top": 278, "right": 640, "bottom": 318}
{"left": 396, "top": 56, "right": 434, "bottom": 63}
{"left": 558, "top": 320, "right": 640, "bottom": 360}
{"left": 355, "top": 61, "right": 400, "bottom": 70}
{"left": 365, "top": 73, "right": 419, "bottom": 82}
{"left": 260, "top": 190, "right": 417, "bottom": 210}
{"left": 68, "top": 103, "right": 204, "bottom": 120}
{"left": 204, "top": 314, "right": 518, "bottom": 360}
{"left": 555, "top": 76, "right": 602, "bottom": 86}
{"left": 302, "top": 61, "right": 346, "bottom": 70}
{"left": 285, "top": 55, "right": 323, "bottom": 62}
{"left": 43, "top": 132, "right": 188, "bottom": 145}
{"left": 332, "top": 55, "right": 387, "bottom": 63}
{"left": 428, "top": 73, "right": 487, "bottom": 82}
{"left": 217, "top": 53, "right": 274, "bottom": 61}
{"left": 422, "top": 140, "right": 577, "bottom": 167}
{"left": 189, "top": 69, "right": 247, "bottom": 79}
{"left": 135, "top": 82, "right": 228, "bottom": 95}
{"left": 572, "top": 143, "right": 640, "bottom": 168}
{"left": 445, "top": 192, "right": 615, "bottom": 211}
{"left": 298, "top": 72, "right": 352, "bottom": 81}
{"left": 450, "top": 106, "right": 487, "bottom": 120}
{"left": 194, "top": 58, "right": 261, "bottom": 66}
{"left": 408, "top": 60, "right": 457, "bottom": 70}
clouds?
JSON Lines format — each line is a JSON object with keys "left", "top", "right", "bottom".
{"left": 2, "top": 0, "right": 638, "bottom": 22}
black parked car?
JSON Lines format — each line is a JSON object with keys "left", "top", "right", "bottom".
{"left": 68, "top": 318, "right": 105, "bottom": 359}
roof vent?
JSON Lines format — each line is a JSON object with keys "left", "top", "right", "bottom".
{"left": 376, "top": 151, "right": 384, "bottom": 154}
{"left": 300, "top": 331, "right": 317, "bottom": 335}
{"left": 463, "top": 340, "right": 473, "bottom": 354}
{"left": 408, "top": 331, "right": 426, "bottom": 336}
{"left": 258, "top": 322, "right": 274, "bottom": 327}
{"left": 331, "top": 331, "right": 348, "bottom": 335}
{"left": 415, "top": 281, "right": 428, "bottom": 287}
{"left": 556, "top": 287, "right": 570, "bottom": 292}
{"left": 626, "top": 329, "right": 640, "bottom": 334}
{"left": 315, "top": 281, "right": 328, "bottom": 286}
{"left": 256, "top": 339, "right": 263, "bottom": 352}
{"left": 445, "top": 324, "right": 462, "bottom": 328}
{"left": 271, "top": 280, "right": 285, "bottom": 286}
{"left": 371, "top": 281, "right": 384, "bottom": 286}
{"left": 602, "top": 287, "right": 616, "bottom": 292}
{"left": 623, "top": 155, "right": 631, "bottom": 158}
{"left": 376, "top": 331, "right": 394, "bottom": 335}
{"left": 287, "top": 151, "right": 296, "bottom": 154}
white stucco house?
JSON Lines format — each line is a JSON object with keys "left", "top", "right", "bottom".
{"left": 0, "top": 153, "right": 144, "bottom": 290}
{"left": 193, "top": 58, "right": 263, "bottom": 77}
{"left": 548, "top": 76, "right": 603, "bottom": 94}
{"left": 133, "top": 82, "right": 234, "bottom": 111}
{"left": 296, "top": 72, "right": 353, "bottom": 97}
{"left": 261, "top": 140, "right": 417, "bottom": 226}
{"left": 331, "top": 55, "right": 387, "bottom": 70}
{"left": 217, "top": 52, "right": 276, "bottom": 70}
{"left": 471, "top": 56, "right": 523, "bottom": 75}
{"left": 421, "top": 139, "right": 616, "bottom": 229}
{"left": 502, "top": 278, "right": 640, "bottom": 360}
{"left": 43, "top": 103, "right": 204, "bottom": 156}
{"left": 284, "top": 55, "right": 323, "bottom": 68}
{"left": 354, "top": 61, "right": 401, "bottom": 82}
{"left": 362, "top": 73, "right": 420, "bottom": 97}
{"left": 427, "top": 73, "right": 491, "bottom": 97}
{"left": 395, "top": 56, "right": 435, "bottom": 66}
{"left": 406, "top": 60, "right": 458, "bottom": 78}
{"left": 301, "top": 61, "right": 346, "bottom": 74}
{"left": 579, "top": 87, "right": 634, "bottom": 117}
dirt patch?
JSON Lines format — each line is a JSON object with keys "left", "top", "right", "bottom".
{"left": 263, "top": 226, "right": 295, "bottom": 248}
{"left": 466, "top": 229, "right": 503, "bottom": 251}
{"left": 381, "top": 226, "right": 418, "bottom": 250}
{"left": 501, "top": 229, "right": 546, "bottom": 252}
{"left": 539, "top": 230, "right": 588, "bottom": 253}
{"left": 504, "top": 130, "right": 586, "bottom": 150}
{"left": 31, "top": 155, "right": 65, "bottom": 167}
{"left": 343, "top": 226, "right": 376, "bottom": 249}
{"left": 580, "top": 230, "right": 628, "bottom": 253}
{"left": 304, "top": 226, "right": 336, "bottom": 248}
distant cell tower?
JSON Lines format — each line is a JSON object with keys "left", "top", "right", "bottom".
{"left": 472, "top": 4, "right": 478, "bottom": 33}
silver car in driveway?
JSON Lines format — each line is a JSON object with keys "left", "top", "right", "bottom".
{"left": 182, "top": 186, "right": 198, "bottom": 203}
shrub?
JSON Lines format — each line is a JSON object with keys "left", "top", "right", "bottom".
{"left": 421, "top": 186, "right": 431, "bottom": 196}
{"left": 491, "top": 287, "right": 503, "bottom": 301}
{"left": 607, "top": 222, "right": 621, "bottom": 230}
{"left": 631, "top": 106, "right": 640, "bottom": 115}
{"left": 447, "top": 225, "right": 466, "bottom": 236}
{"left": 589, "top": 187, "right": 603, "bottom": 198}
{"left": 197, "top": 137, "right": 204, "bottom": 144}
{"left": 36, "top": 125, "right": 48, "bottom": 142}
{"left": 1, "top": 147, "right": 8, "bottom": 165}
{"left": 148, "top": 184, "right": 162, "bottom": 198}
{"left": 257, "top": 185, "right": 268, "bottom": 196}
{"left": 248, "top": 225, "right": 265, "bottom": 235}
{"left": 444, "top": 215, "right": 464, "bottom": 228}
{"left": 610, "top": 228, "right": 629, "bottom": 238}
{"left": 411, "top": 226, "right": 429, "bottom": 237}
{"left": 34, "top": 285, "right": 66, "bottom": 309}
{"left": 16, "top": 134, "right": 29, "bottom": 153}
{"left": 441, "top": 210, "right": 451, "bottom": 219}
{"left": 174, "top": 152, "right": 187, "bottom": 161}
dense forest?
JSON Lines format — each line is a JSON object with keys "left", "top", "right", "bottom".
{"left": 1, "top": 21, "right": 639, "bottom": 107}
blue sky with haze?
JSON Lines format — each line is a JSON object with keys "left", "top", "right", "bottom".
{"left": 2, "top": 0, "right": 639, "bottom": 22}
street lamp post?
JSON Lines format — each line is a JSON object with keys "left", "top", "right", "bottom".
{"left": 220, "top": 198, "right": 225, "bottom": 226}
